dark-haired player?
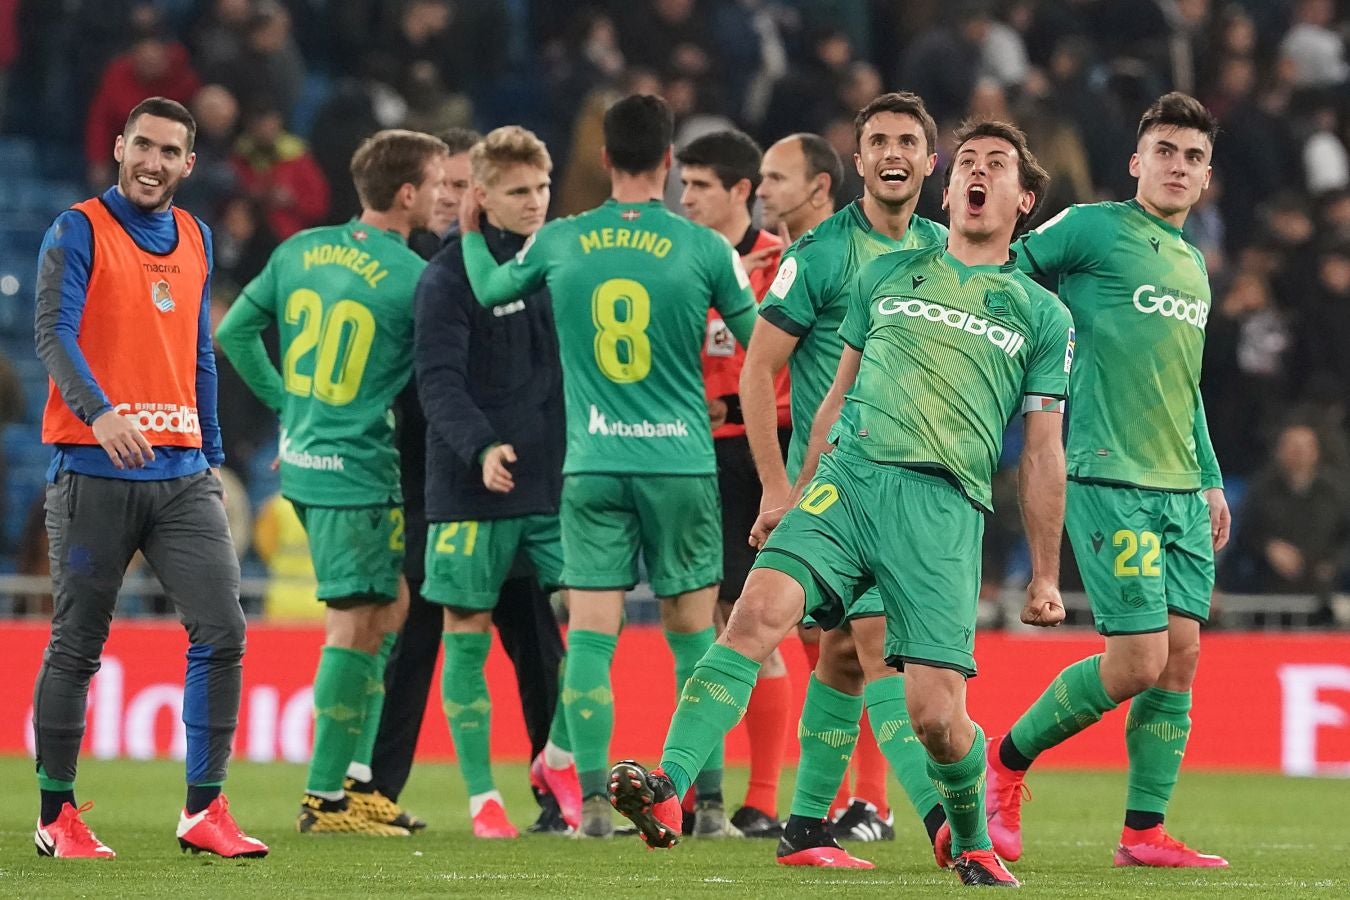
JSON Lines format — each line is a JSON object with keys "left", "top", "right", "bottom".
{"left": 983, "top": 91, "right": 1231, "bottom": 870}
{"left": 218, "top": 129, "right": 448, "bottom": 836}
{"left": 459, "top": 95, "right": 757, "bottom": 838}
{"left": 741, "top": 93, "right": 951, "bottom": 866}
{"left": 33, "top": 95, "right": 267, "bottom": 861}
{"left": 609, "top": 119, "right": 1072, "bottom": 889}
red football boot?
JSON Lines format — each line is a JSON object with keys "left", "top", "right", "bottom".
{"left": 531, "top": 752, "right": 582, "bottom": 830}
{"left": 35, "top": 801, "right": 116, "bottom": 859}
{"left": 607, "top": 760, "right": 681, "bottom": 849}
{"left": 1114, "top": 825, "right": 1229, "bottom": 868}
{"left": 776, "top": 817, "right": 874, "bottom": 869}
{"left": 953, "top": 849, "right": 1020, "bottom": 886}
{"left": 985, "top": 736, "right": 1030, "bottom": 861}
{"left": 177, "top": 794, "right": 269, "bottom": 858}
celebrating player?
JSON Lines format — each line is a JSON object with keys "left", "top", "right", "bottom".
{"left": 217, "top": 129, "right": 448, "bottom": 835}
{"left": 677, "top": 129, "right": 790, "bottom": 838}
{"left": 414, "top": 125, "right": 577, "bottom": 837}
{"left": 609, "top": 119, "right": 1070, "bottom": 889}
{"left": 983, "top": 92, "right": 1231, "bottom": 869}
{"left": 459, "top": 94, "right": 758, "bottom": 838}
{"left": 32, "top": 96, "right": 266, "bottom": 860}
{"left": 741, "top": 93, "right": 951, "bottom": 864}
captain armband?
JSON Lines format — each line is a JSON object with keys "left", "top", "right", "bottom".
{"left": 1022, "top": 394, "right": 1065, "bottom": 415}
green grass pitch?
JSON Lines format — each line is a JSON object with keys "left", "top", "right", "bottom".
{"left": 0, "top": 758, "right": 1344, "bottom": 898}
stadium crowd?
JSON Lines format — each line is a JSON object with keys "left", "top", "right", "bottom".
{"left": 1, "top": 0, "right": 1348, "bottom": 613}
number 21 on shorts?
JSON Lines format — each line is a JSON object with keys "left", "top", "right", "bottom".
{"left": 1113, "top": 529, "right": 1161, "bottom": 577}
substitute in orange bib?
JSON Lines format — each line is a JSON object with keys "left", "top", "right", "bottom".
{"left": 32, "top": 97, "right": 266, "bottom": 860}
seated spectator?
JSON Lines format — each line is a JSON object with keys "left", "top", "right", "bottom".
{"left": 1231, "top": 423, "right": 1350, "bottom": 594}
{"left": 83, "top": 22, "right": 201, "bottom": 188}
{"left": 231, "top": 101, "right": 329, "bottom": 239}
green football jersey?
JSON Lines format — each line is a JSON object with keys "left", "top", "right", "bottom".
{"left": 482, "top": 199, "right": 755, "bottom": 476}
{"left": 1015, "top": 200, "right": 1221, "bottom": 491}
{"left": 220, "top": 220, "right": 424, "bottom": 506}
{"left": 834, "top": 245, "right": 1075, "bottom": 512}
{"left": 758, "top": 201, "right": 948, "bottom": 477}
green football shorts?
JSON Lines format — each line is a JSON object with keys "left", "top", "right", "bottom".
{"left": 561, "top": 473, "right": 722, "bottom": 598}
{"left": 1065, "top": 480, "right": 1214, "bottom": 635}
{"left": 752, "top": 450, "right": 984, "bottom": 676}
{"left": 423, "top": 514, "right": 564, "bottom": 610}
{"left": 291, "top": 503, "right": 404, "bottom": 603}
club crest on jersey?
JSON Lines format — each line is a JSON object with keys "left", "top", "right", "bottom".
{"left": 984, "top": 289, "right": 1013, "bottom": 316}
{"left": 150, "top": 279, "right": 174, "bottom": 313}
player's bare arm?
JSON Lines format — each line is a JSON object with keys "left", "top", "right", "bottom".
{"left": 739, "top": 317, "right": 799, "bottom": 510}
{"left": 1019, "top": 407, "right": 1067, "bottom": 627}
{"left": 750, "top": 344, "right": 859, "bottom": 548}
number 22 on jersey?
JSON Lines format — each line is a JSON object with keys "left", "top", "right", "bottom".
{"left": 283, "top": 288, "right": 377, "bottom": 405}
{"left": 592, "top": 278, "right": 651, "bottom": 383}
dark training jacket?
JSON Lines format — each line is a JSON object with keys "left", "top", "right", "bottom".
{"left": 414, "top": 220, "right": 564, "bottom": 523}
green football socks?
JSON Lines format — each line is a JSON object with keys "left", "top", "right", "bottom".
{"left": 666, "top": 627, "right": 723, "bottom": 798}
{"left": 546, "top": 655, "right": 572, "bottom": 754}
{"left": 864, "top": 675, "right": 943, "bottom": 820}
{"left": 1125, "top": 687, "right": 1192, "bottom": 816}
{"left": 307, "top": 646, "right": 376, "bottom": 796}
{"left": 660, "top": 643, "right": 758, "bottom": 798}
{"left": 788, "top": 675, "right": 862, "bottom": 820}
{"left": 347, "top": 632, "right": 396, "bottom": 781}
{"left": 1009, "top": 654, "right": 1119, "bottom": 761}
{"left": 563, "top": 630, "right": 618, "bottom": 798}
{"left": 927, "top": 722, "right": 992, "bottom": 854}
{"left": 442, "top": 631, "right": 495, "bottom": 797}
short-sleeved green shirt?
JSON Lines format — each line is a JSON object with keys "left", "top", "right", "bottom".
{"left": 1015, "top": 200, "right": 1220, "bottom": 492}
{"left": 492, "top": 199, "right": 755, "bottom": 476}
{"left": 226, "top": 220, "right": 424, "bottom": 506}
{"left": 834, "top": 245, "right": 1075, "bottom": 511}
{"left": 758, "top": 201, "right": 948, "bottom": 477}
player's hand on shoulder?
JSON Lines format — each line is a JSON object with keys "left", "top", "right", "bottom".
{"left": 92, "top": 408, "right": 155, "bottom": 469}
{"left": 482, "top": 443, "right": 517, "bottom": 493}
{"left": 1204, "top": 487, "right": 1230, "bottom": 551}
{"left": 743, "top": 242, "right": 779, "bottom": 272}
{"left": 1020, "top": 579, "right": 1065, "bottom": 627}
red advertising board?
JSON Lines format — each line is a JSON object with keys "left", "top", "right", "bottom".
{"left": 1, "top": 623, "right": 1347, "bottom": 775}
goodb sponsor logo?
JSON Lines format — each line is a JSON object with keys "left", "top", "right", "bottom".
{"left": 114, "top": 402, "right": 199, "bottom": 436}
{"left": 876, "top": 296, "right": 1026, "bottom": 356}
{"left": 1132, "top": 284, "right": 1209, "bottom": 329}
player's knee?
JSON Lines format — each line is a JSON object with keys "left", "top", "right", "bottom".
{"left": 1104, "top": 646, "right": 1167, "bottom": 698}
{"left": 815, "top": 637, "right": 864, "bottom": 693}
{"left": 908, "top": 702, "right": 961, "bottom": 754}
{"left": 733, "top": 581, "right": 800, "bottom": 636}
{"left": 1159, "top": 634, "right": 1200, "bottom": 689}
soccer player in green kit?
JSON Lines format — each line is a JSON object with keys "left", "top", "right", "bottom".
{"left": 740, "top": 93, "right": 951, "bottom": 865}
{"left": 982, "top": 93, "right": 1231, "bottom": 869}
{"left": 610, "top": 119, "right": 1072, "bottom": 888}
{"left": 216, "top": 129, "right": 448, "bottom": 835}
{"left": 458, "top": 94, "right": 758, "bottom": 838}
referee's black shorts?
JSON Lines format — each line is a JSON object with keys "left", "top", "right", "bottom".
{"left": 715, "top": 427, "right": 792, "bottom": 601}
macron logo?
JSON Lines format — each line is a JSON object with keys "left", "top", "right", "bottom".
{"left": 587, "top": 404, "right": 690, "bottom": 439}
